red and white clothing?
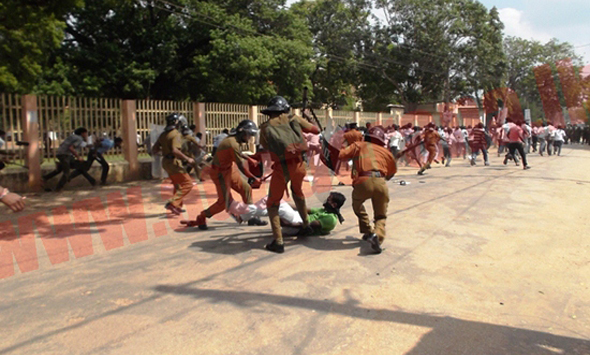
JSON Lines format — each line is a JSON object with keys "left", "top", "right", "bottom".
{"left": 508, "top": 124, "right": 525, "bottom": 143}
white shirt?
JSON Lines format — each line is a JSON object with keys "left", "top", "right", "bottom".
{"left": 461, "top": 129, "right": 468, "bottom": 139}
{"left": 524, "top": 124, "right": 532, "bottom": 137}
{"left": 536, "top": 127, "right": 548, "bottom": 139}
{"left": 553, "top": 129, "right": 566, "bottom": 142}
{"left": 0, "top": 137, "right": 5, "bottom": 149}
{"left": 389, "top": 131, "right": 402, "bottom": 148}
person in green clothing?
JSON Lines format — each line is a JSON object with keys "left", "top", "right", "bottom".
{"left": 228, "top": 192, "right": 346, "bottom": 237}
{"left": 288, "top": 192, "right": 346, "bottom": 236}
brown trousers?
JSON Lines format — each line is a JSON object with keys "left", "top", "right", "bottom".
{"left": 425, "top": 144, "right": 437, "bottom": 167}
{"left": 204, "top": 166, "right": 252, "bottom": 218}
{"left": 267, "top": 159, "right": 309, "bottom": 244}
{"left": 352, "top": 177, "right": 390, "bottom": 243}
{"left": 168, "top": 173, "right": 194, "bottom": 208}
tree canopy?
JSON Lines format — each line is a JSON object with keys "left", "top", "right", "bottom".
{"left": 0, "top": 0, "right": 587, "bottom": 119}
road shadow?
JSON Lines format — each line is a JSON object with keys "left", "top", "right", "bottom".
{"left": 153, "top": 285, "right": 590, "bottom": 355}
{"left": 188, "top": 231, "right": 363, "bottom": 255}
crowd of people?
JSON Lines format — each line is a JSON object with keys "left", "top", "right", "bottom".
{"left": 156, "top": 97, "right": 392, "bottom": 254}
{"left": 2, "top": 100, "right": 589, "bottom": 255}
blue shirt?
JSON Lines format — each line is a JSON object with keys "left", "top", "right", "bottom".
{"left": 96, "top": 138, "right": 114, "bottom": 154}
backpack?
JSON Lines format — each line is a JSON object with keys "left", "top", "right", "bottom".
{"left": 263, "top": 116, "right": 308, "bottom": 161}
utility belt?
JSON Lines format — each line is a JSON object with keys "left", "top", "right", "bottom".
{"left": 359, "top": 170, "right": 385, "bottom": 178}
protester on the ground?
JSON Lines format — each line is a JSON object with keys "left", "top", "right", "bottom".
{"left": 338, "top": 126, "right": 396, "bottom": 254}
{"left": 228, "top": 192, "right": 346, "bottom": 237}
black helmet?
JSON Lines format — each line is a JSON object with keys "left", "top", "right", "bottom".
{"left": 261, "top": 96, "right": 290, "bottom": 115}
{"left": 181, "top": 124, "right": 191, "bottom": 135}
{"left": 235, "top": 120, "right": 258, "bottom": 136}
{"left": 165, "top": 113, "right": 181, "bottom": 126}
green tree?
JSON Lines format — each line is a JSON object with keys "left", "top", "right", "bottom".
{"left": 0, "top": 0, "right": 81, "bottom": 93}
{"left": 291, "top": 0, "right": 372, "bottom": 109}
{"left": 502, "top": 36, "right": 583, "bottom": 120}
{"left": 35, "top": 0, "right": 314, "bottom": 103}
{"left": 361, "top": 0, "right": 505, "bottom": 112}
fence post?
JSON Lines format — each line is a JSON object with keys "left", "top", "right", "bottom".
{"left": 249, "top": 105, "right": 258, "bottom": 152}
{"left": 121, "top": 100, "right": 139, "bottom": 180}
{"left": 21, "top": 95, "right": 42, "bottom": 191}
{"left": 377, "top": 112, "right": 383, "bottom": 126}
{"left": 194, "top": 102, "right": 206, "bottom": 148}
{"left": 354, "top": 111, "right": 360, "bottom": 126}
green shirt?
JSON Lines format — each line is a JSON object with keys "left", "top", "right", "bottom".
{"left": 308, "top": 208, "right": 338, "bottom": 236}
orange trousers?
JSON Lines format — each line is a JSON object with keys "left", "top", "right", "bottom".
{"left": 203, "top": 166, "right": 252, "bottom": 218}
{"left": 168, "top": 173, "right": 194, "bottom": 208}
{"left": 267, "top": 159, "right": 309, "bottom": 244}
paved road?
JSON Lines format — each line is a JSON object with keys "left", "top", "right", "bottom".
{"left": 1, "top": 145, "right": 589, "bottom": 354}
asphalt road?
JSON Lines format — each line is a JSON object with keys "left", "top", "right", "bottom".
{"left": 1, "top": 144, "right": 589, "bottom": 354}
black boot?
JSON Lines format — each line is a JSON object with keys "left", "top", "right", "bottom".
{"left": 362, "top": 232, "right": 373, "bottom": 241}
{"left": 265, "top": 240, "right": 284, "bottom": 253}
{"left": 366, "top": 234, "right": 382, "bottom": 254}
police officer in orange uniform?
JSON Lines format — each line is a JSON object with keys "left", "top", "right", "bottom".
{"left": 334, "top": 123, "right": 363, "bottom": 180}
{"left": 417, "top": 122, "right": 441, "bottom": 175}
{"left": 188, "top": 120, "right": 262, "bottom": 229}
{"left": 343, "top": 122, "right": 364, "bottom": 145}
{"left": 338, "top": 126, "right": 396, "bottom": 253}
{"left": 259, "top": 96, "right": 320, "bottom": 253}
{"left": 152, "top": 113, "right": 196, "bottom": 215}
